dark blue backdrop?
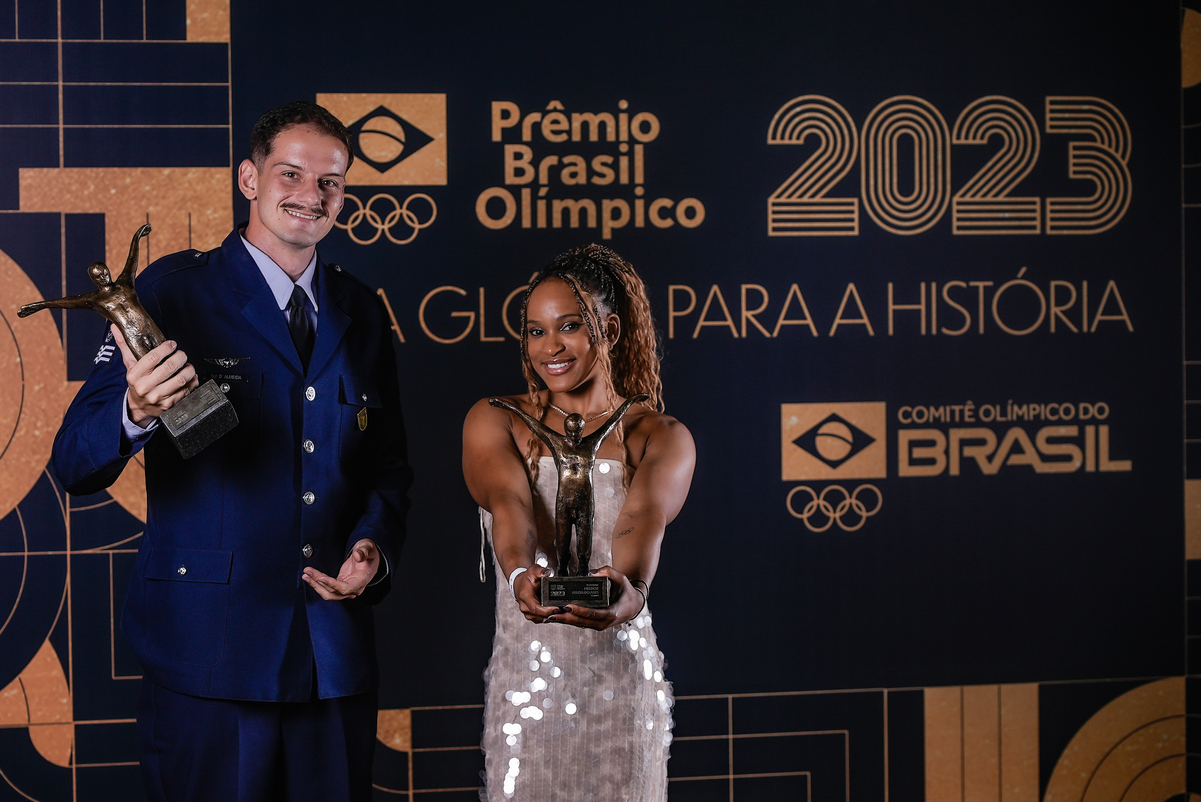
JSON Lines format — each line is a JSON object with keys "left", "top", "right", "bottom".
{"left": 0, "top": 1, "right": 1186, "bottom": 799}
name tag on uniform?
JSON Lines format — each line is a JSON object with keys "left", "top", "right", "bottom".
{"left": 358, "top": 407, "right": 368, "bottom": 431}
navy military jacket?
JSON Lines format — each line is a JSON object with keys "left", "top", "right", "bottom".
{"left": 52, "top": 229, "right": 411, "bottom": 702}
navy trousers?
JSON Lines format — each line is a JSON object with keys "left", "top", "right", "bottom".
{"left": 137, "top": 681, "right": 377, "bottom": 802}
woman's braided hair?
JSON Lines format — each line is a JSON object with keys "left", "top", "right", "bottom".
{"left": 518, "top": 244, "right": 663, "bottom": 480}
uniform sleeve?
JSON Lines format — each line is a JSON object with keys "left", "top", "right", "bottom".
{"left": 51, "top": 329, "right": 139, "bottom": 495}
{"left": 51, "top": 278, "right": 164, "bottom": 495}
{"left": 343, "top": 295, "right": 412, "bottom": 605}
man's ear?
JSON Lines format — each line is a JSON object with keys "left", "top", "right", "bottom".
{"left": 237, "top": 159, "right": 258, "bottom": 201}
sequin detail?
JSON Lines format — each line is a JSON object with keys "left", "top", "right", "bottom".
{"left": 480, "top": 457, "right": 672, "bottom": 801}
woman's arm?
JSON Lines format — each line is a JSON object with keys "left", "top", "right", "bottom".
{"left": 463, "top": 397, "right": 558, "bottom": 622}
{"left": 554, "top": 414, "right": 696, "bottom": 630}
{"left": 610, "top": 415, "right": 696, "bottom": 586}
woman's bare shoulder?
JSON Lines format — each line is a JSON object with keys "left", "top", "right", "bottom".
{"left": 624, "top": 406, "right": 693, "bottom": 464}
{"left": 465, "top": 393, "right": 535, "bottom": 420}
{"left": 465, "top": 394, "right": 527, "bottom": 439}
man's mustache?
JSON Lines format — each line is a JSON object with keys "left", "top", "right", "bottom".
{"left": 280, "top": 202, "right": 327, "bottom": 218}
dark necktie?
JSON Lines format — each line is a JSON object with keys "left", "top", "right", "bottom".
{"left": 288, "top": 284, "right": 314, "bottom": 372}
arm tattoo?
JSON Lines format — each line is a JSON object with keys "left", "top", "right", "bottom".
{"left": 525, "top": 528, "right": 536, "bottom": 548}
{"left": 616, "top": 527, "right": 634, "bottom": 539}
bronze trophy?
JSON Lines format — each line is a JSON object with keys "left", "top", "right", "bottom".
{"left": 19, "top": 224, "right": 237, "bottom": 459}
{"left": 489, "top": 393, "right": 649, "bottom": 608}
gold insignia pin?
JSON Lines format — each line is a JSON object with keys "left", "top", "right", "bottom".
{"left": 358, "top": 407, "right": 368, "bottom": 431}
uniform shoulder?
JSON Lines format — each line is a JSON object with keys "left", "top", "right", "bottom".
{"left": 323, "top": 259, "right": 376, "bottom": 296}
{"left": 137, "top": 245, "right": 214, "bottom": 286}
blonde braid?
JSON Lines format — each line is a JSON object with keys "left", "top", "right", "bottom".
{"left": 607, "top": 257, "right": 663, "bottom": 411}
{"left": 519, "top": 275, "right": 548, "bottom": 479}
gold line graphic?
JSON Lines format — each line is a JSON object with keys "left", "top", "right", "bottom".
{"left": 925, "top": 684, "right": 1039, "bottom": 802}
{"left": 1043, "top": 678, "right": 1184, "bottom": 802}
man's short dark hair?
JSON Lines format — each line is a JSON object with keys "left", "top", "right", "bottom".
{"left": 249, "top": 101, "right": 354, "bottom": 170}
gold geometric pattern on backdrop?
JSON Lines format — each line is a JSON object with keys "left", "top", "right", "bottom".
{"left": 186, "top": 0, "right": 230, "bottom": 42}
{"left": 1042, "top": 677, "right": 1185, "bottom": 802}
{"left": 0, "top": 639, "right": 74, "bottom": 767}
{"left": 0, "top": 4, "right": 233, "bottom": 798}
{"left": 1186, "top": 479, "right": 1201, "bottom": 559}
{"left": 376, "top": 708, "right": 412, "bottom": 752}
{"left": 1184, "top": 9, "right": 1201, "bottom": 89}
{"left": 16, "top": 167, "right": 232, "bottom": 523}
{"left": 925, "top": 684, "right": 1040, "bottom": 802}
{"left": 19, "top": 167, "right": 232, "bottom": 281}
{"left": 0, "top": 248, "right": 69, "bottom": 521}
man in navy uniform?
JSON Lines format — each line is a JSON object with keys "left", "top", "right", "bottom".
{"left": 51, "top": 101, "right": 410, "bottom": 801}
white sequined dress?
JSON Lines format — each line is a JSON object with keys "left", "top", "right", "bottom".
{"left": 480, "top": 457, "right": 673, "bottom": 801}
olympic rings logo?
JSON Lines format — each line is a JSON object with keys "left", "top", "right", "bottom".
{"left": 785, "top": 484, "right": 882, "bottom": 532}
{"left": 335, "top": 192, "right": 437, "bottom": 245}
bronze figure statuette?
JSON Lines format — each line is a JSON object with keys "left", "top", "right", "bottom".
{"left": 19, "top": 224, "right": 237, "bottom": 459}
{"left": 489, "top": 393, "right": 649, "bottom": 607}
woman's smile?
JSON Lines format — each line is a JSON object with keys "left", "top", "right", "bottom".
{"left": 541, "top": 357, "right": 575, "bottom": 376}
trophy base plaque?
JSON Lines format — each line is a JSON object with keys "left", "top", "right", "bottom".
{"left": 542, "top": 575, "right": 611, "bottom": 608}
{"left": 160, "top": 379, "right": 239, "bottom": 459}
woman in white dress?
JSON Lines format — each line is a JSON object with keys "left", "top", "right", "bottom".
{"left": 463, "top": 244, "right": 695, "bottom": 801}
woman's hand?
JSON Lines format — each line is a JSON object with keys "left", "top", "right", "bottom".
{"left": 544, "top": 566, "right": 644, "bottom": 631}
{"left": 513, "top": 565, "right": 562, "bottom": 623}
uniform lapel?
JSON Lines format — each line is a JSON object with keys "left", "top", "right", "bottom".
{"left": 308, "top": 260, "right": 350, "bottom": 380}
{"left": 224, "top": 232, "right": 305, "bottom": 374}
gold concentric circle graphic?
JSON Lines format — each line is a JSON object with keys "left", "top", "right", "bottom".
{"left": 0, "top": 248, "right": 67, "bottom": 521}
{"left": 1043, "top": 677, "right": 1185, "bottom": 802}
